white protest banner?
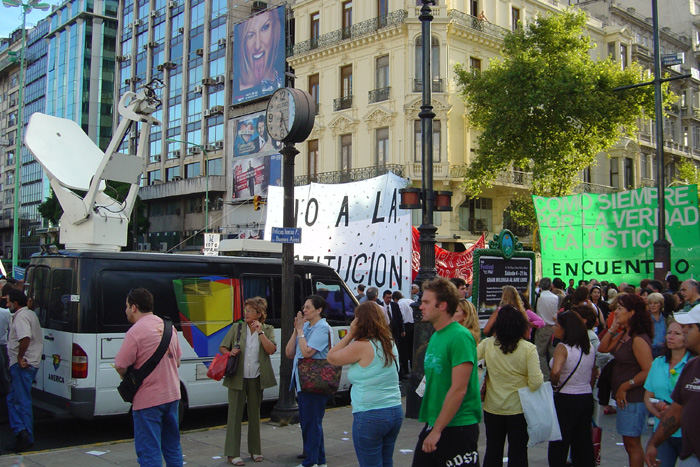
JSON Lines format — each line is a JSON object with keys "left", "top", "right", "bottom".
{"left": 265, "top": 172, "right": 411, "bottom": 295}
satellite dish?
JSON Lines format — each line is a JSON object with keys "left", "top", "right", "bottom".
{"left": 24, "top": 113, "right": 103, "bottom": 191}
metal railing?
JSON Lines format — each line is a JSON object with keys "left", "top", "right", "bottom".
{"left": 447, "top": 10, "right": 509, "bottom": 41}
{"left": 413, "top": 78, "right": 444, "bottom": 93}
{"left": 575, "top": 182, "right": 616, "bottom": 194}
{"left": 333, "top": 95, "right": 353, "bottom": 111}
{"left": 369, "top": 86, "right": 390, "bottom": 103}
{"left": 291, "top": 10, "right": 408, "bottom": 56}
{"left": 294, "top": 164, "right": 404, "bottom": 186}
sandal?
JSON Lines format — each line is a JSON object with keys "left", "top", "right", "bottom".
{"left": 228, "top": 457, "right": 245, "bottom": 466}
{"left": 252, "top": 454, "right": 264, "bottom": 462}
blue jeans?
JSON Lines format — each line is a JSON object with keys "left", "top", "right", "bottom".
{"left": 7, "top": 363, "right": 38, "bottom": 441}
{"left": 298, "top": 391, "right": 327, "bottom": 467}
{"left": 132, "top": 400, "right": 183, "bottom": 467}
{"left": 353, "top": 405, "right": 403, "bottom": 467}
{"left": 657, "top": 437, "right": 683, "bottom": 467}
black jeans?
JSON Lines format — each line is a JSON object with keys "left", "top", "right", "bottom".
{"left": 483, "top": 411, "right": 528, "bottom": 467}
{"left": 412, "top": 423, "right": 480, "bottom": 467}
{"left": 596, "top": 359, "right": 615, "bottom": 406}
{"left": 548, "top": 393, "right": 594, "bottom": 467}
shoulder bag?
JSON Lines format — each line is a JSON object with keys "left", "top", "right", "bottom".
{"left": 554, "top": 347, "right": 583, "bottom": 393}
{"left": 225, "top": 322, "right": 243, "bottom": 377}
{"left": 297, "top": 326, "right": 342, "bottom": 395}
{"left": 118, "top": 318, "right": 173, "bottom": 403}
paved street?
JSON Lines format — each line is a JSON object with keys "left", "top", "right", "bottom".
{"left": 0, "top": 401, "right": 639, "bottom": 466}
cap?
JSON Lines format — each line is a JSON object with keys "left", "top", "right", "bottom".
{"left": 674, "top": 303, "right": 700, "bottom": 325}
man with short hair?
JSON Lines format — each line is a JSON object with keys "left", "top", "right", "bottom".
{"left": 680, "top": 280, "right": 700, "bottom": 312}
{"left": 365, "top": 286, "right": 381, "bottom": 305}
{"left": 5, "top": 288, "right": 43, "bottom": 452}
{"left": 411, "top": 283, "right": 420, "bottom": 301}
{"left": 552, "top": 278, "right": 567, "bottom": 304}
{"left": 412, "top": 277, "right": 481, "bottom": 466}
{"left": 115, "top": 288, "right": 183, "bottom": 466}
{"left": 567, "top": 279, "right": 576, "bottom": 295}
{"left": 394, "top": 291, "right": 414, "bottom": 377}
{"left": 534, "top": 277, "right": 559, "bottom": 381}
{"left": 645, "top": 303, "right": 700, "bottom": 466}
{"left": 382, "top": 290, "right": 405, "bottom": 346}
{"left": 450, "top": 277, "right": 468, "bottom": 300}
{"left": 355, "top": 284, "right": 366, "bottom": 303}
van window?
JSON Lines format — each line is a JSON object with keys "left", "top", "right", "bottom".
{"left": 25, "top": 265, "right": 51, "bottom": 327}
{"left": 241, "top": 275, "right": 303, "bottom": 329}
{"left": 48, "top": 268, "right": 73, "bottom": 327}
{"left": 313, "top": 278, "right": 356, "bottom": 326}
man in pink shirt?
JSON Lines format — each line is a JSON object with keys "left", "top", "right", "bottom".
{"left": 115, "top": 288, "right": 183, "bottom": 467}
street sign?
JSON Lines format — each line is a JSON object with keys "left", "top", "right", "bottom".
{"left": 203, "top": 233, "right": 220, "bottom": 256}
{"left": 661, "top": 53, "right": 683, "bottom": 66}
{"left": 271, "top": 227, "right": 302, "bottom": 243}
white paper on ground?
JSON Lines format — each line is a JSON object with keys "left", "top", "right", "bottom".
{"left": 85, "top": 451, "right": 109, "bottom": 456}
{"left": 212, "top": 456, "right": 222, "bottom": 459}
{"left": 400, "top": 449, "right": 413, "bottom": 454}
{"left": 341, "top": 437, "right": 350, "bottom": 441}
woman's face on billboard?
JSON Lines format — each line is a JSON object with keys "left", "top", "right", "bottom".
{"left": 245, "top": 12, "right": 274, "bottom": 81}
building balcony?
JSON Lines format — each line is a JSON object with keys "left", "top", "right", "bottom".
{"left": 368, "top": 87, "right": 390, "bottom": 103}
{"left": 447, "top": 9, "right": 509, "bottom": 41}
{"left": 295, "top": 164, "right": 404, "bottom": 186}
{"left": 407, "top": 162, "right": 450, "bottom": 180}
{"left": 291, "top": 10, "right": 408, "bottom": 56}
{"left": 138, "top": 175, "right": 227, "bottom": 201}
{"left": 413, "top": 78, "right": 444, "bottom": 93}
{"left": 575, "top": 182, "right": 615, "bottom": 194}
{"left": 333, "top": 95, "right": 353, "bottom": 111}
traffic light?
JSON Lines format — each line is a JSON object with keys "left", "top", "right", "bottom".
{"left": 253, "top": 195, "right": 261, "bottom": 210}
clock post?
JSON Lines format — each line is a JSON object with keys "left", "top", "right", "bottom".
{"left": 266, "top": 88, "right": 316, "bottom": 424}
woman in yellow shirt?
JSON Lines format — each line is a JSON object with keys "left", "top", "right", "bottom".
{"left": 477, "top": 305, "right": 544, "bottom": 467}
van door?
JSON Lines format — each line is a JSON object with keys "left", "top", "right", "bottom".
{"left": 40, "top": 268, "right": 74, "bottom": 400}
{"left": 25, "top": 265, "right": 48, "bottom": 392}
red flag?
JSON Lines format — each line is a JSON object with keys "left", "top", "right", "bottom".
{"left": 411, "top": 227, "right": 485, "bottom": 283}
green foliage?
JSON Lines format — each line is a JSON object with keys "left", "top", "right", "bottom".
{"left": 675, "top": 159, "right": 700, "bottom": 201}
{"left": 455, "top": 9, "right": 669, "bottom": 198}
{"left": 38, "top": 189, "right": 63, "bottom": 227}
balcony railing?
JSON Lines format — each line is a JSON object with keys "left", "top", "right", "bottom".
{"left": 333, "top": 95, "right": 353, "bottom": 111}
{"left": 449, "top": 165, "right": 532, "bottom": 186}
{"left": 369, "top": 86, "right": 390, "bottom": 103}
{"left": 292, "top": 10, "right": 408, "bottom": 56}
{"left": 295, "top": 164, "right": 404, "bottom": 186}
{"left": 447, "top": 10, "right": 509, "bottom": 41}
{"left": 413, "top": 78, "right": 444, "bottom": 93}
{"left": 575, "top": 182, "right": 616, "bottom": 194}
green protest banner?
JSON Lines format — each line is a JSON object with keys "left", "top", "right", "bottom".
{"left": 533, "top": 185, "right": 699, "bottom": 284}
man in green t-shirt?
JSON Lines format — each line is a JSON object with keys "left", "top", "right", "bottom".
{"left": 412, "top": 277, "right": 481, "bottom": 466}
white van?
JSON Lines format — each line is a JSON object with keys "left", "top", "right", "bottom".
{"left": 25, "top": 251, "right": 357, "bottom": 419}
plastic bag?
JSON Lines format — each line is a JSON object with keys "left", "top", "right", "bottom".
{"left": 518, "top": 382, "right": 562, "bottom": 447}
{"left": 206, "top": 352, "right": 229, "bottom": 381}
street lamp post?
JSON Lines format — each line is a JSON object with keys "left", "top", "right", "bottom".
{"left": 166, "top": 138, "right": 209, "bottom": 234}
{"left": 3, "top": 0, "right": 50, "bottom": 274}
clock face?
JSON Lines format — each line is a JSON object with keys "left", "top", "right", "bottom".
{"left": 266, "top": 88, "right": 296, "bottom": 141}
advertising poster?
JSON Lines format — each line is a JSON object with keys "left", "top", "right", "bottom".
{"left": 232, "top": 5, "right": 286, "bottom": 105}
{"left": 233, "top": 111, "right": 282, "bottom": 157}
{"left": 265, "top": 173, "right": 412, "bottom": 296}
{"left": 232, "top": 154, "right": 281, "bottom": 200}
{"left": 477, "top": 256, "right": 533, "bottom": 308}
{"left": 533, "top": 185, "right": 700, "bottom": 284}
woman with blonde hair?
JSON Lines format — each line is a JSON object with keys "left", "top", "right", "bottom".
{"left": 328, "top": 302, "right": 403, "bottom": 467}
{"left": 647, "top": 292, "right": 667, "bottom": 358}
{"left": 484, "top": 286, "right": 544, "bottom": 339}
{"left": 454, "top": 298, "right": 480, "bottom": 344}
{"left": 219, "top": 297, "right": 277, "bottom": 465}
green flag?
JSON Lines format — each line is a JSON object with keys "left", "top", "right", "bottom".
{"left": 533, "top": 185, "right": 700, "bottom": 284}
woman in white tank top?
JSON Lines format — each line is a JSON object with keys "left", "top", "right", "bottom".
{"left": 548, "top": 310, "right": 596, "bottom": 467}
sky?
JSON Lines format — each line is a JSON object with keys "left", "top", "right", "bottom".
{"left": 0, "top": 2, "right": 60, "bottom": 40}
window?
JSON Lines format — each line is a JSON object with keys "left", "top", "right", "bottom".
{"left": 641, "top": 154, "right": 649, "bottom": 180}
{"left": 414, "top": 36, "right": 440, "bottom": 91}
{"left": 309, "top": 73, "right": 319, "bottom": 113}
{"left": 624, "top": 157, "right": 634, "bottom": 188}
{"left": 308, "top": 139, "right": 318, "bottom": 178}
{"left": 340, "top": 134, "right": 352, "bottom": 173}
{"left": 414, "top": 120, "right": 441, "bottom": 163}
{"left": 620, "top": 44, "right": 628, "bottom": 69}
{"left": 310, "top": 12, "right": 320, "bottom": 48}
{"left": 583, "top": 166, "right": 591, "bottom": 183}
{"left": 341, "top": 65, "right": 352, "bottom": 98}
{"left": 376, "top": 127, "right": 389, "bottom": 167}
{"left": 342, "top": 1, "right": 352, "bottom": 39}
{"left": 378, "top": 0, "right": 388, "bottom": 20}
{"left": 459, "top": 198, "right": 492, "bottom": 233}
{"left": 610, "top": 157, "right": 619, "bottom": 189}
{"left": 608, "top": 42, "right": 616, "bottom": 59}
{"left": 470, "top": 0, "right": 478, "bottom": 16}
{"left": 511, "top": 7, "right": 520, "bottom": 31}
{"left": 313, "top": 277, "right": 355, "bottom": 325}
{"left": 470, "top": 57, "right": 481, "bottom": 73}
{"left": 148, "top": 170, "right": 162, "bottom": 184}
{"left": 166, "top": 166, "right": 181, "bottom": 181}
{"left": 186, "top": 162, "right": 200, "bottom": 178}
{"left": 207, "top": 158, "right": 223, "bottom": 176}
{"left": 375, "top": 55, "right": 389, "bottom": 89}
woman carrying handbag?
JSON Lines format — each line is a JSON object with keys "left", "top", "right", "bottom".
{"left": 219, "top": 297, "right": 277, "bottom": 466}
{"left": 547, "top": 309, "right": 596, "bottom": 467}
{"left": 285, "top": 295, "right": 333, "bottom": 467}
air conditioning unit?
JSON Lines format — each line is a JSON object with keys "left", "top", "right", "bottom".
{"left": 143, "top": 44, "right": 148, "bottom": 50}
{"left": 116, "top": 55, "right": 126, "bottom": 62}
{"left": 211, "top": 105, "right": 224, "bottom": 114}
{"left": 203, "top": 109, "right": 211, "bottom": 117}
{"left": 149, "top": 41, "right": 158, "bottom": 48}
{"left": 215, "top": 75, "right": 225, "bottom": 84}
{"left": 151, "top": 10, "right": 158, "bottom": 18}
{"left": 192, "top": 146, "right": 202, "bottom": 154}
{"left": 214, "top": 141, "right": 223, "bottom": 149}
{"left": 178, "top": 26, "right": 185, "bottom": 34}
{"left": 125, "top": 78, "right": 132, "bottom": 85}
{"left": 168, "top": 0, "right": 177, "bottom": 8}
{"left": 172, "top": 175, "right": 183, "bottom": 181}
{"left": 172, "top": 149, "right": 181, "bottom": 157}
{"left": 194, "top": 84, "right": 203, "bottom": 93}
{"left": 188, "top": 146, "right": 197, "bottom": 155}
{"left": 195, "top": 48, "right": 204, "bottom": 56}
{"left": 252, "top": 1, "right": 267, "bottom": 12}
{"left": 133, "top": 19, "right": 142, "bottom": 27}
{"left": 206, "top": 144, "right": 216, "bottom": 151}
{"left": 201, "top": 77, "right": 214, "bottom": 85}
{"left": 153, "top": 155, "right": 161, "bottom": 162}
{"left": 164, "top": 61, "right": 176, "bottom": 69}
{"left": 217, "top": 38, "right": 226, "bottom": 47}
{"left": 160, "top": 242, "right": 168, "bottom": 252}
{"left": 156, "top": 64, "right": 165, "bottom": 71}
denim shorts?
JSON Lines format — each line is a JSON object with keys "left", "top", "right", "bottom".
{"left": 616, "top": 401, "right": 649, "bottom": 437}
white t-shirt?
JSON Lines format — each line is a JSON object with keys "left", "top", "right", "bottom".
{"left": 243, "top": 325, "right": 261, "bottom": 379}
{"left": 0, "top": 307, "right": 11, "bottom": 346}
{"left": 8, "top": 307, "right": 43, "bottom": 368}
{"left": 536, "top": 290, "right": 559, "bottom": 325}
{"left": 397, "top": 298, "right": 415, "bottom": 324}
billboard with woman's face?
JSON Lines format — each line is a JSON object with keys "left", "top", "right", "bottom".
{"left": 232, "top": 6, "right": 286, "bottom": 105}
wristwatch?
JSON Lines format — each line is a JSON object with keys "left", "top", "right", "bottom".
{"left": 628, "top": 378, "right": 635, "bottom": 387}
{"left": 258, "top": 331, "right": 264, "bottom": 336}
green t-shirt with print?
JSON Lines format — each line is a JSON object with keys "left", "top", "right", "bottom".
{"left": 419, "top": 321, "right": 482, "bottom": 427}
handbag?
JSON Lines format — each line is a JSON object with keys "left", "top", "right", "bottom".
{"left": 297, "top": 326, "right": 341, "bottom": 395}
{"left": 225, "top": 323, "right": 243, "bottom": 377}
{"left": 206, "top": 352, "right": 229, "bottom": 381}
{"left": 518, "top": 382, "right": 562, "bottom": 447}
{"left": 118, "top": 318, "right": 173, "bottom": 403}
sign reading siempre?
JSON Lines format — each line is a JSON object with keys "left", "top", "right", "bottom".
{"left": 533, "top": 185, "right": 700, "bottom": 284}
{"left": 265, "top": 173, "right": 411, "bottom": 295}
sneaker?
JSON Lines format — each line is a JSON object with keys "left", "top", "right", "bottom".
{"left": 13, "top": 430, "right": 33, "bottom": 452}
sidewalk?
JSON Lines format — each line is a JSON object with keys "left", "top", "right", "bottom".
{"left": 0, "top": 401, "right": 640, "bottom": 467}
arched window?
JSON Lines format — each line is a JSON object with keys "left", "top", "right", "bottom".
{"left": 414, "top": 35, "right": 440, "bottom": 91}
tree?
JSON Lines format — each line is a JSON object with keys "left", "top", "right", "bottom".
{"left": 675, "top": 159, "right": 700, "bottom": 202}
{"left": 455, "top": 9, "right": 669, "bottom": 198}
